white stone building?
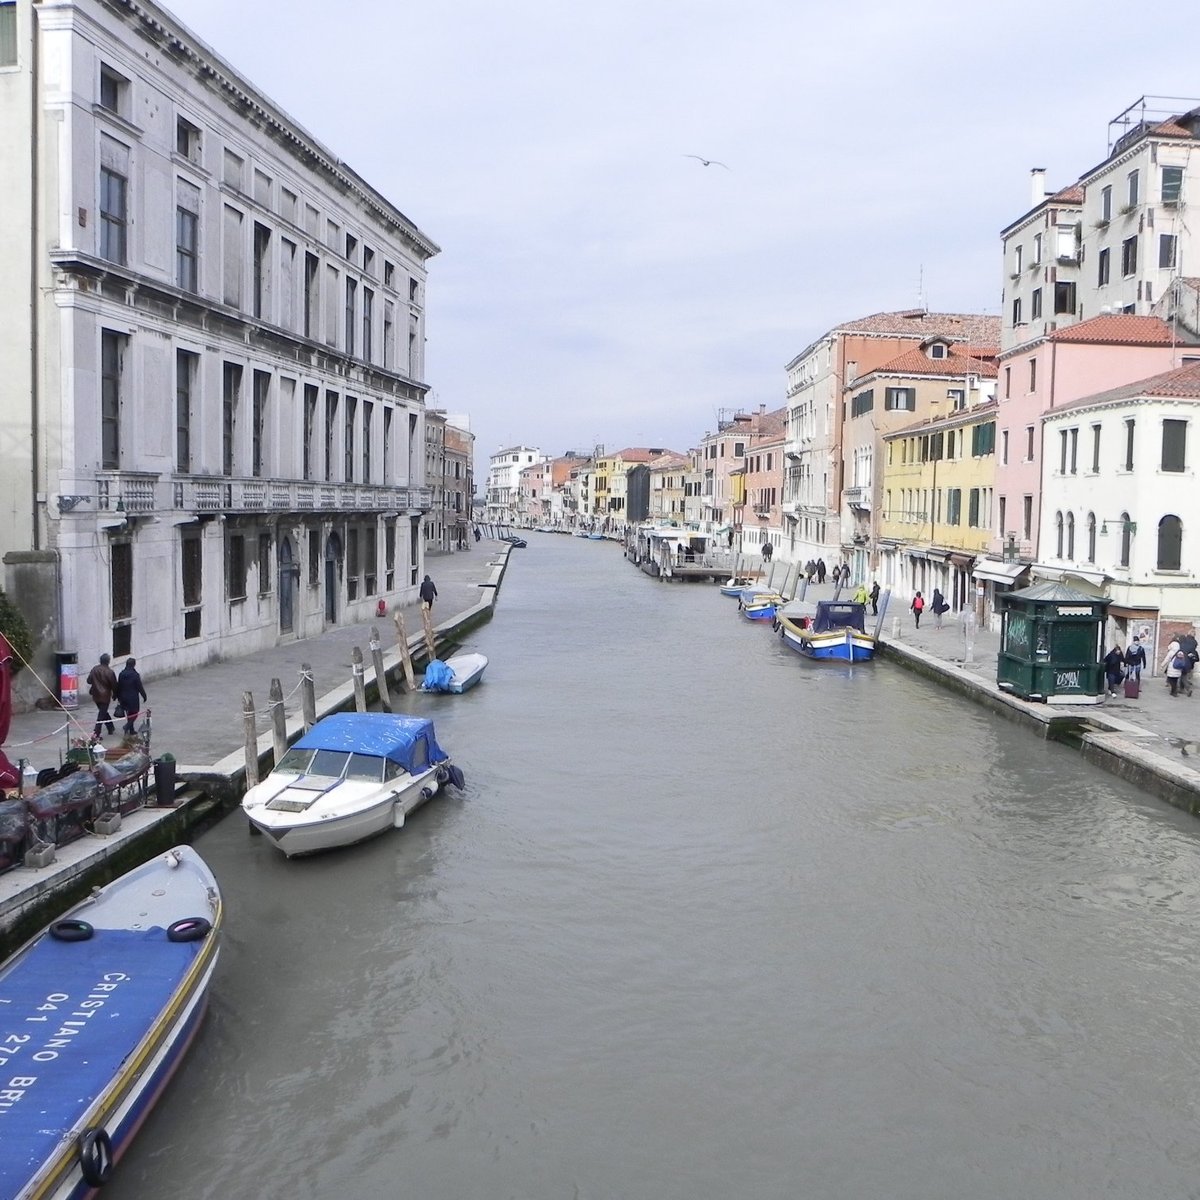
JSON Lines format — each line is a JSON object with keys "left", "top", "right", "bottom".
{"left": 0, "top": 0, "right": 439, "bottom": 693}
{"left": 485, "top": 445, "right": 541, "bottom": 523}
{"left": 1039, "top": 361, "right": 1200, "bottom": 657}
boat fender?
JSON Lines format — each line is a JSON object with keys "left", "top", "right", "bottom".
{"left": 446, "top": 764, "right": 466, "bottom": 791}
{"left": 167, "top": 917, "right": 212, "bottom": 943}
{"left": 436, "top": 766, "right": 449, "bottom": 785}
{"left": 79, "top": 1127, "right": 114, "bottom": 1186}
{"left": 420, "top": 786, "right": 435, "bottom": 801}
{"left": 50, "top": 919, "right": 94, "bottom": 942}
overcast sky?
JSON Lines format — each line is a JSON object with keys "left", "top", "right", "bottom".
{"left": 166, "top": 0, "right": 1199, "bottom": 466}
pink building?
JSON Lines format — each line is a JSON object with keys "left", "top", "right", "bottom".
{"left": 992, "top": 315, "right": 1197, "bottom": 563}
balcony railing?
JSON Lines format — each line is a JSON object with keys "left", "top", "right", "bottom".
{"left": 62, "top": 472, "right": 433, "bottom": 517}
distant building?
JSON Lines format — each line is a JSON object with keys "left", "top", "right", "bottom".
{"left": 0, "top": 0, "right": 439, "bottom": 694}
{"left": 486, "top": 446, "right": 542, "bottom": 522}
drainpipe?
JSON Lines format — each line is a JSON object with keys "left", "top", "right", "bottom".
{"left": 29, "top": 2, "right": 41, "bottom": 551}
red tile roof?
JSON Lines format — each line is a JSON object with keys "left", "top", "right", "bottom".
{"left": 1047, "top": 314, "right": 1180, "bottom": 346}
{"left": 856, "top": 346, "right": 998, "bottom": 382}
{"left": 1050, "top": 184, "right": 1084, "bottom": 204}
{"left": 832, "top": 310, "right": 1002, "bottom": 346}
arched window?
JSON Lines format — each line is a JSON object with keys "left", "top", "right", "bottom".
{"left": 1119, "top": 511, "right": 1133, "bottom": 567}
{"left": 1087, "top": 513, "right": 1096, "bottom": 563}
{"left": 1055, "top": 510, "right": 1064, "bottom": 557}
{"left": 1066, "top": 512, "right": 1075, "bottom": 560}
{"left": 1158, "top": 514, "right": 1182, "bottom": 570}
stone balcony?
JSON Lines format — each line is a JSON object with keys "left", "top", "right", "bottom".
{"left": 57, "top": 472, "right": 433, "bottom": 519}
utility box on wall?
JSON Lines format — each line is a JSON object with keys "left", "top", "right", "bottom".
{"left": 997, "top": 581, "right": 1109, "bottom": 704}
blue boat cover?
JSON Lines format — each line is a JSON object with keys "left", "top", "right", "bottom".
{"left": 0, "top": 928, "right": 203, "bottom": 1193}
{"left": 421, "top": 660, "right": 454, "bottom": 693}
{"left": 292, "top": 712, "right": 447, "bottom": 770}
{"left": 812, "top": 601, "right": 867, "bottom": 634}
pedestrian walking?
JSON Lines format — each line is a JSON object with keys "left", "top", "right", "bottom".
{"left": 419, "top": 574, "right": 438, "bottom": 610}
{"left": 86, "top": 652, "right": 118, "bottom": 738}
{"left": 931, "top": 588, "right": 948, "bottom": 629}
{"left": 853, "top": 583, "right": 869, "bottom": 605}
{"left": 869, "top": 581, "right": 880, "bottom": 615}
{"left": 1103, "top": 644, "right": 1125, "bottom": 698}
{"left": 761, "top": 541, "right": 773, "bottom": 563}
{"left": 1123, "top": 637, "right": 1146, "bottom": 682}
{"left": 816, "top": 559, "right": 826, "bottom": 584}
{"left": 115, "top": 656, "right": 147, "bottom": 736}
{"left": 1178, "top": 627, "right": 1198, "bottom": 697}
{"left": 911, "top": 591, "right": 925, "bottom": 628}
{"left": 1163, "top": 639, "right": 1186, "bottom": 696}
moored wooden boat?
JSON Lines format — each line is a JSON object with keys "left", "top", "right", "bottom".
{"left": 776, "top": 599, "right": 876, "bottom": 662}
{"left": 739, "top": 591, "right": 785, "bottom": 621}
{"left": 0, "top": 846, "right": 221, "bottom": 1200}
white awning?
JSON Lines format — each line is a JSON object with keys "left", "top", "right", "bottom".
{"left": 973, "top": 559, "right": 1029, "bottom": 584}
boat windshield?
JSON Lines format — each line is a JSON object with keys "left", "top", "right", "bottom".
{"left": 345, "top": 753, "right": 387, "bottom": 782}
{"left": 275, "top": 747, "right": 316, "bottom": 774}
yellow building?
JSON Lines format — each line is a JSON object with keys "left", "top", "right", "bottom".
{"left": 879, "top": 400, "right": 999, "bottom": 612}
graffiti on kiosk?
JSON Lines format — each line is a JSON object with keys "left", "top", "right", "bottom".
{"left": 1054, "top": 669, "right": 1082, "bottom": 690}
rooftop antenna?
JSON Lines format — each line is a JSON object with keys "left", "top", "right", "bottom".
{"left": 916, "top": 264, "right": 926, "bottom": 314}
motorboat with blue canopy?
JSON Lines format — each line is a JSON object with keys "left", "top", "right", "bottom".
{"left": 242, "top": 712, "right": 463, "bottom": 857}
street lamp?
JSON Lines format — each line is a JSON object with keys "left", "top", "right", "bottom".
{"left": 1098, "top": 517, "right": 1137, "bottom": 536}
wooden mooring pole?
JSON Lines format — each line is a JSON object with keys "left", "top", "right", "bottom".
{"left": 421, "top": 606, "right": 437, "bottom": 660}
{"left": 300, "top": 662, "right": 316, "bottom": 731}
{"left": 242, "top": 691, "right": 259, "bottom": 790}
{"left": 370, "top": 626, "right": 392, "bottom": 712}
{"left": 351, "top": 647, "right": 367, "bottom": 712}
{"left": 269, "top": 678, "right": 287, "bottom": 767}
{"left": 393, "top": 612, "right": 416, "bottom": 691}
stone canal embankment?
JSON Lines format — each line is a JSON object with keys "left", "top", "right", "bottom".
{"left": 0, "top": 545, "right": 511, "bottom": 955}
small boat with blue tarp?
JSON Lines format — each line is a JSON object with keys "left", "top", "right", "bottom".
{"left": 739, "top": 591, "right": 785, "bottom": 621}
{"left": 241, "top": 712, "right": 464, "bottom": 857}
{"left": 719, "top": 575, "right": 756, "bottom": 597}
{"left": 421, "top": 652, "right": 488, "bottom": 694}
{"left": 0, "top": 846, "right": 221, "bottom": 1200}
{"left": 776, "top": 598, "right": 876, "bottom": 662}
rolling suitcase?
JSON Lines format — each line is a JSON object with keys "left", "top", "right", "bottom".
{"left": 1124, "top": 674, "right": 1140, "bottom": 699}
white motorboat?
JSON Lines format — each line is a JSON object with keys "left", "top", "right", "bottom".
{"left": 241, "top": 712, "right": 465, "bottom": 858}
{"left": 422, "top": 652, "right": 488, "bottom": 694}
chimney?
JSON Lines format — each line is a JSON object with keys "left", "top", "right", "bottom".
{"left": 1030, "top": 167, "right": 1046, "bottom": 206}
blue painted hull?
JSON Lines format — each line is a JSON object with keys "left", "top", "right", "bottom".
{"left": 1, "top": 848, "right": 221, "bottom": 1200}
{"left": 778, "top": 617, "right": 875, "bottom": 662}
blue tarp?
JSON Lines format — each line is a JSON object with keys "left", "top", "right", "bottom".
{"left": 813, "top": 601, "right": 867, "bottom": 634}
{"left": 421, "top": 660, "right": 454, "bottom": 693}
{"left": 292, "top": 713, "right": 448, "bottom": 772}
{"left": 0, "top": 928, "right": 203, "bottom": 1193}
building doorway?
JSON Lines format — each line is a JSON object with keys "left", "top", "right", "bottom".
{"left": 279, "top": 536, "right": 298, "bottom": 634}
{"left": 324, "top": 531, "right": 342, "bottom": 625}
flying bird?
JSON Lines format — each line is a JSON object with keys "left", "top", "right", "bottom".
{"left": 684, "top": 155, "right": 729, "bottom": 169}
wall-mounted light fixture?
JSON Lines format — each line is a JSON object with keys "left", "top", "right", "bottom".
{"left": 1099, "top": 517, "right": 1137, "bottom": 537}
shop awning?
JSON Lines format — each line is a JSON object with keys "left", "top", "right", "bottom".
{"left": 949, "top": 553, "right": 975, "bottom": 571}
{"left": 973, "top": 559, "right": 1029, "bottom": 584}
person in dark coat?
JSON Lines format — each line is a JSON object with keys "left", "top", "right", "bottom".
{"left": 419, "top": 574, "right": 438, "bottom": 609}
{"left": 1178, "top": 628, "right": 1198, "bottom": 697}
{"left": 816, "top": 559, "right": 826, "bottom": 584}
{"left": 761, "top": 541, "right": 773, "bottom": 563}
{"left": 1103, "top": 644, "right": 1125, "bottom": 698}
{"left": 1123, "top": 637, "right": 1147, "bottom": 686}
{"left": 869, "top": 581, "right": 881, "bottom": 615}
{"left": 115, "top": 657, "right": 147, "bottom": 736}
{"left": 931, "top": 588, "right": 947, "bottom": 629}
{"left": 86, "top": 653, "right": 118, "bottom": 737}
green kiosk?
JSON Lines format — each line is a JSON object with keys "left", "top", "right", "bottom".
{"left": 996, "top": 581, "right": 1109, "bottom": 704}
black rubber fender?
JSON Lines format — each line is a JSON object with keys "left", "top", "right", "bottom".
{"left": 436, "top": 766, "right": 449, "bottom": 785}
{"left": 446, "top": 764, "right": 466, "bottom": 791}
{"left": 79, "top": 1127, "right": 114, "bottom": 1186}
{"left": 420, "top": 786, "right": 435, "bottom": 801}
{"left": 167, "top": 917, "right": 212, "bottom": 943}
{"left": 50, "top": 919, "right": 94, "bottom": 943}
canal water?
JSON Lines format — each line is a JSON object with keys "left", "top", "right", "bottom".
{"left": 108, "top": 535, "right": 1200, "bottom": 1199}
